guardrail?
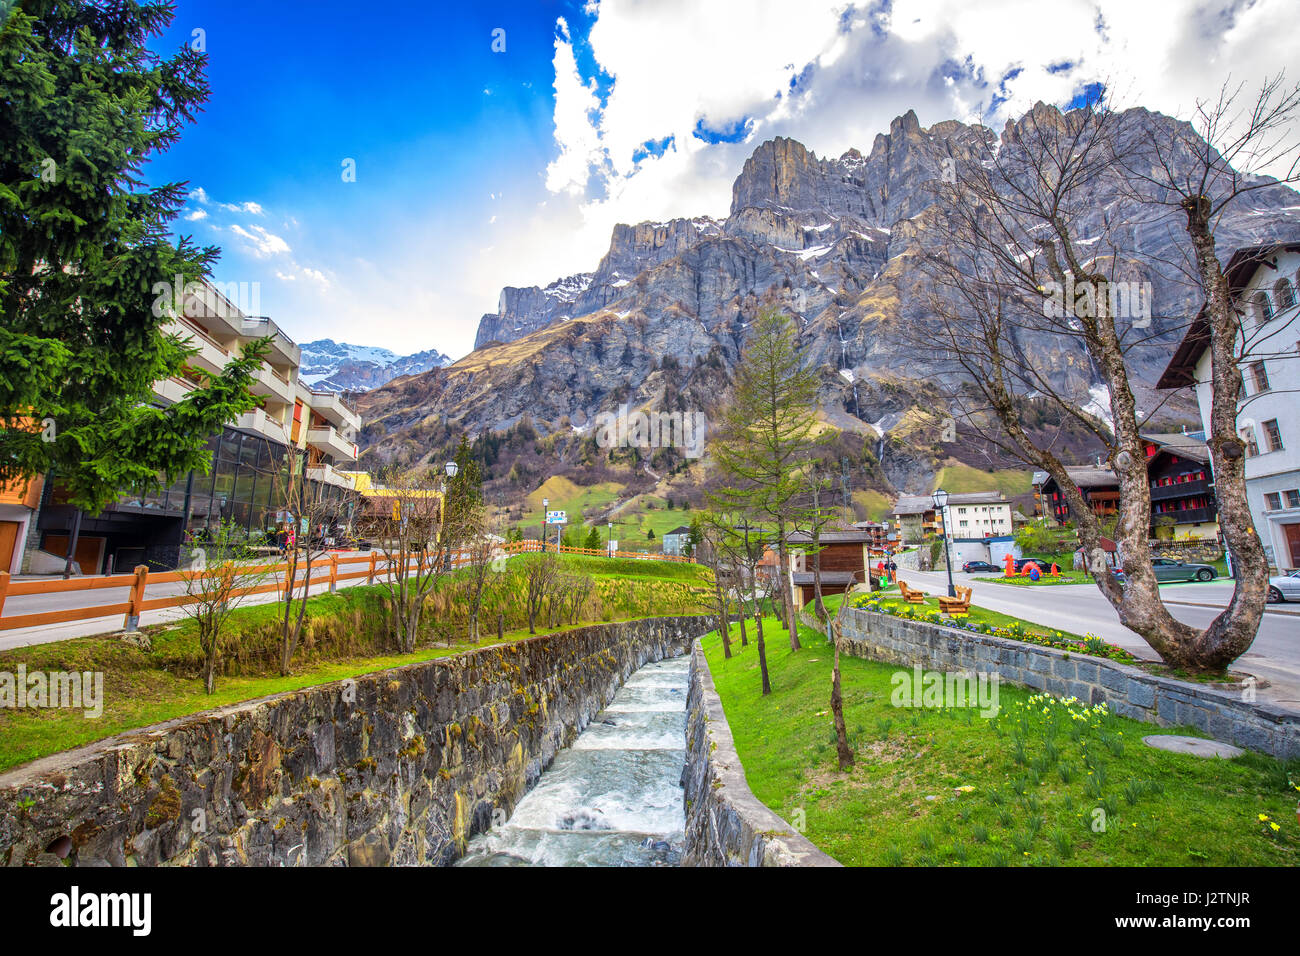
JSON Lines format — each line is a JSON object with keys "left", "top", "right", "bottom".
{"left": 0, "top": 539, "right": 695, "bottom": 633}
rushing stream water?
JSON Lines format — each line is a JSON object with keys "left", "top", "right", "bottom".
{"left": 455, "top": 655, "right": 689, "bottom": 867}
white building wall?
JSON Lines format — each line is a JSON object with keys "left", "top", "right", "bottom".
{"left": 1191, "top": 248, "right": 1300, "bottom": 568}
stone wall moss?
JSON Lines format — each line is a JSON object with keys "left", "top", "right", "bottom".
{"left": 0, "top": 616, "right": 711, "bottom": 867}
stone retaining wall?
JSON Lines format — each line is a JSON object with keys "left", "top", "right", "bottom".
{"left": 682, "top": 642, "right": 840, "bottom": 867}
{"left": 0, "top": 616, "right": 711, "bottom": 867}
{"left": 839, "top": 607, "right": 1300, "bottom": 760}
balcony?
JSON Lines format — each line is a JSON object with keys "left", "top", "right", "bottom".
{"left": 165, "top": 318, "right": 231, "bottom": 375}
{"left": 305, "top": 389, "right": 362, "bottom": 433}
{"left": 251, "top": 365, "right": 295, "bottom": 407}
{"left": 153, "top": 376, "right": 193, "bottom": 405}
{"left": 306, "top": 425, "right": 358, "bottom": 462}
{"left": 181, "top": 284, "right": 247, "bottom": 339}
{"left": 237, "top": 407, "right": 290, "bottom": 445}
{"left": 241, "top": 316, "right": 302, "bottom": 369}
{"left": 307, "top": 463, "right": 356, "bottom": 490}
{"left": 1150, "top": 478, "right": 1210, "bottom": 502}
{"left": 1153, "top": 505, "right": 1217, "bottom": 526}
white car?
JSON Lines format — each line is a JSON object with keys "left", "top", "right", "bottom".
{"left": 1267, "top": 569, "right": 1300, "bottom": 603}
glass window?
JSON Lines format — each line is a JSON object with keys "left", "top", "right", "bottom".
{"left": 1274, "top": 277, "right": 1297, "bottom": 310}
{"left": 1255, "top": 291, "right": 1274, "bottom": 324}
{"left": 1251, "top": 360, "right": 1270, "bottom": 392}
{"left": 1266, "top": 492, "right": 1282, "bottom": 511}
{"left": 1286, "top": 489, "right": 1300, "bottom": 509}
{"left": 1263, "top": 419, "right": 1284, "bottom": 452}
{"left": 1241, "top": 426, "right": 1260, "bottom": 458}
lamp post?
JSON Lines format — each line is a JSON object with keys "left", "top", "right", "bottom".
{"left": 541, "top": 497, "right": 548, "bottom": 552}
{"left": 932, "top": 489, "right": 956, "bottom": 597}
{"left": 607, "top": 521, "right": 613, "bottom": 557}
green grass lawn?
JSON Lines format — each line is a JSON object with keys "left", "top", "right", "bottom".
{"left": 975, "top": 570, "right": 1096, "bottom": 586}
{"left": 701, "top": 616, "right": 1300, "bottom": 866}
{"left": 869, "top": 587, "right": 1094, "bottom": 644}
{"left": 0, "top": 554, "right": 712, "bottom": 773}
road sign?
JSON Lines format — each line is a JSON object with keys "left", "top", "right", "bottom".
{"left": 545, "top": 511, "right": 567, "bottom": 525}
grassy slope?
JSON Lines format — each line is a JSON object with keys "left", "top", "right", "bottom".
{"left": 0, "top": 555, "right": 712, "bottom": 773}
{"left": 700, "top": 616, "right": 1300, "bottom": 866}
{"left": 935, "top": 463, "right": 1033, "bottom": 498}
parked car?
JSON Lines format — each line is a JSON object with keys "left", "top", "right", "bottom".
{"left": 1151, "top": 557, "right": 1216, "bottom": 583}
{"left": 961, "top": 560, "right": 999, "bottom": 573}
{"left": 1267, "top": 569, "right": 1300, "bottom": 603}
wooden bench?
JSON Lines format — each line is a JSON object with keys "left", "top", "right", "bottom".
{"left": 897, "top": 580, "right": 927, "bottom": 604}
{"left": 937, "top": 585, "right": 973, "bottom": 615}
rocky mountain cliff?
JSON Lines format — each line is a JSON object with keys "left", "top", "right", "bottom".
{"left": 299, "top": 339, "right": 451, "bottom": 392}
{"left": 357, "top": 104, "right": 1300, "bottom": 492}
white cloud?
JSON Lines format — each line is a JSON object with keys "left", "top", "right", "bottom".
{"left": 185, "top": 208, "right": 208, "bottom": 221}
{"left": 230, "top": 223, "right": 292, "bottom": 258}
{"left": 489, "top": 0, "right": 1300, "bottom": 326}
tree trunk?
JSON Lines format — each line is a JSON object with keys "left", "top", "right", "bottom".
{"left": 812, "top": 534, "right": 827, "bottom": 623}
{"left": 830, "top": 630, "right": 853, "bottom": 770}
{"left": 776, "top": 525, "right": 800, "bottom": 651}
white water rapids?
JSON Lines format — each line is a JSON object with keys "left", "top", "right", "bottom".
{"left": 455, "top": 655, "right": 689, "bottom": 867}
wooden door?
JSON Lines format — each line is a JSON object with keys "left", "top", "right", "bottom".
{"left": 0, "top": 521, "right": 19, "bottom": 574}
{"left": 1285, "top": 523, "right": 1300, "bottom": 569}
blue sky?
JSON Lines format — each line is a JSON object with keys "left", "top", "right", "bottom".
{"left": 146, "top": 0, "right": 1297, "bottom": 360}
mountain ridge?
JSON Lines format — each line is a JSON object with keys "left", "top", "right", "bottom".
{"left": 356, "top": 102, "right": 1300, "bottom": 498}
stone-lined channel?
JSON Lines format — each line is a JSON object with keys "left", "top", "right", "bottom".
{"left": 456, "top": 655, "right": 689, "bottom": 866}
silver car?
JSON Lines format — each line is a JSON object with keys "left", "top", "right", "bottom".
{"left": 1267, "top": 569, "right": 1300, "bottom": 603}
{"left": 1151, "top": 557, "right": 1216, "bottom": 583}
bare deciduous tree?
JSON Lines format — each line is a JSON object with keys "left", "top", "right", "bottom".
{"left": 179, "top": 519, "right": 275, "bottom": 694}
{"left": 271, "top": 443, "right": 359, "bottom": 675}
{"left": 910, "top": 78, "right": 1300, "bottom": 671}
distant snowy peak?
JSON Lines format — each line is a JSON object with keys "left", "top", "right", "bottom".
{"left": 299, "top": 338, "right": 451, "bottom": 392}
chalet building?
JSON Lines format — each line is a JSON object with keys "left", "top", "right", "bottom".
{"left": 27, "top": 281, "right": 363, "bottom": 574}
{"left": 850, "top": 520, "right": 893, "bottom": 549}
{"left": 1143, "top": 433, "right": 1218, "bottom": 540}
{"left": 1158, "top": 242, "right": 1300, "bottom": 569}
{"left": 784, "top": 529, "right": 883, "bottom": 604}
{"left": 889, "top": 495, "right": 945, "bottom": 543}
{"left": 1032, "top": 433, "right": 1219, "bottom": 541}
{"left": 1034, "top": 466, "right": 1120, "bottom": 525}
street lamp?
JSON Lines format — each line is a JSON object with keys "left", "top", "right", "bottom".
{"left": 444, "top": 461, "right": 459, "bottom": 478}
{"left": 932, "top": 488, "right": 956, "bottom": 597}
{"left": 608, "top": 521, "right": 613, "bottom": 557}
{"left": 541, "top": 497, "right": 549, "bottom": 552}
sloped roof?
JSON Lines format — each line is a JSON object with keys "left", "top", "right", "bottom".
{"left": 1158, "top": 242, "right": 1300, "bottom": 390}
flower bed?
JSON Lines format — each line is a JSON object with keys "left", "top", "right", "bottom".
{"left": 848, "top": 593, "right": 1136, "bottom": 664}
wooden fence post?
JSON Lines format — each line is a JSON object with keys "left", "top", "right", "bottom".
{"left": 368, "top": 551, "right": 377, "bottom": 584}
{"left": 329, "top": 553, "right": 339, "bottom": 593}
{"left": 0, "top": 571, "right": 8, "bottom": 619}
{"left": 124, "top": 564, "right": 149, "bottom": 631}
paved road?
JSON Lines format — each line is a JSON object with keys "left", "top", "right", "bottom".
{"left": 897, "top": 569, "right": 1300, "bottom": 711}
{"left": 0, "top": 551, "right": 382, "bottom": 651}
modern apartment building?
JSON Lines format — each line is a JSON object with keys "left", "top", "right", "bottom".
{"left": 891, "top": 492, "right": 1012, "bottom": 542}
{"left": 27, "top": 281, "right": 363, "bottom": 573}
{"left": 1158, "top": 242, "right": 1300, "bottom": 569}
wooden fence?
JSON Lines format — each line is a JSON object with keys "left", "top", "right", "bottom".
{"left": 0, "top": 539, "right": 694, "bottom": 633}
